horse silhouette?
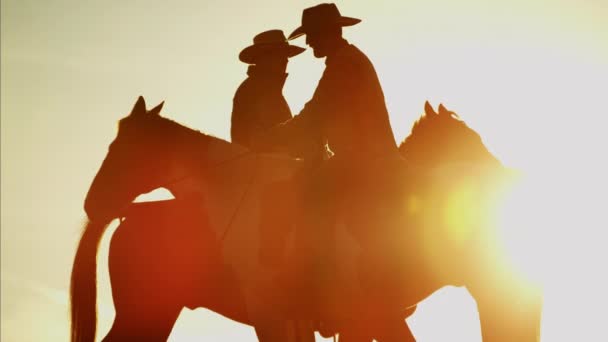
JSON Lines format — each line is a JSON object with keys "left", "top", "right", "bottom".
{"left": 71, "top": 96, "right": 543, "bottom": 341}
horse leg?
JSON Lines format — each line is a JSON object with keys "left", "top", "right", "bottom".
{"left": 467, "top": 266, "right": 543, "bottom": 341}
{"left": 294, "top": 320, "right": 316, "bottom": 342}
{"left": 105, "top": 212, "right": 186, "bottom": 341}
{"left": 106, "top": 238, "right": 182, "bottom": 340}
{"left": 338, "top": 324, "right": 374, "bottom": 342}
{"left": 472, "top": 286, "right": 542, "bottom": 342}
{"left": 253, "top": 319, "right": 289, "bottom": 341}
{"left": 254, "top": 320, "right": 315, "bottom": 342}
{"left": 372, "top": 316, "right": 416, "bottom": 342}
{"left": 102, "top": 303, "right": 182, "bottom": 342}
{"left": 337, "top": 314, "right": 415, "bottom": 342}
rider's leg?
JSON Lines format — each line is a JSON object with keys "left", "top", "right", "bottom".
{"left": 258, "top": 179, "right": 297, "bottom": 267}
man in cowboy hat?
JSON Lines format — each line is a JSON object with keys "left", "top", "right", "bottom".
{"left": 252, "top": 3, "right": 417, "bottom": 341}
{"left": 255, "top": 2, "right": 400, "bottom": 242}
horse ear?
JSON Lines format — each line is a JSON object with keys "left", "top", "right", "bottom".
{"left": 131, "top": 96, "right": 147, "bottom": 116}
{"left": 424, "top": 101, "right": 436, "bottom": 116}
{"left": 439, "top": 103, "right": 451, "bottom": 116}
{"left": 148, "top": 101, "right": 164, "bottom": 116}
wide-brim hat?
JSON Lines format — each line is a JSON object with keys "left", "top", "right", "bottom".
{"left": 239, "top": 29, "right": 306, "bottom": 64}
{"left": 288, "top": 3, "right": 361, "bottom": 40}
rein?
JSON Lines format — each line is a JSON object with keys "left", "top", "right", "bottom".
{"left": 159, "top": 150, "right": 255, "bottom": 190}
{"left": 155, "top": 150, "right": 259, "bottom": 244}
{"left": 219, "top": 153, "right": 259, "bottom": 243}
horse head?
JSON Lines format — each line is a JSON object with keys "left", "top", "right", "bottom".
{"left": 84, "top": 96, "right": 175, "bottom": 223}
{"left": 399, "top": 101, "right": 501, "bottom": 169}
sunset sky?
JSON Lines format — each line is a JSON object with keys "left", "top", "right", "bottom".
{"left": 2, "top": 0, "right": 607, "bottom": 341}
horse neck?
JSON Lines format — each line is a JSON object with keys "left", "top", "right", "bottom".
{"left": 162, "top": 130, "right": 257, "bottom": 198}
{"left": 405, "top": 134, "right": 503, "bottom": 170}
{"left": 464, "top": 143, "right": 503, "bottom": 170}
{"left": 433, "top": 152, "right": 503, "bottom": 173}
{"left": 151, "top": 124, "right": 220, "bottom": 197}
{"left": 181, "top": 149, "right": 300, "bottom": 241}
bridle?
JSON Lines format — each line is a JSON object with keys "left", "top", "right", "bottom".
{"left": 117, "top": 150, "right": 259, "bottom": 244}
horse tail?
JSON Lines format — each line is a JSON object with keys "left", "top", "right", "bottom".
{"left": 70, "top": 219, "right": 110, "bottom": 342}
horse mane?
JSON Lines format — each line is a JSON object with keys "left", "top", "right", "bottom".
{"left": 399, "top": 108, "right": 468, "bottom": 151}
{"left": 165, "top": 116, "right": 229, "bottom": 146}
{"left": 398, "top": 104, "right": 501, "bottom": 167}
{"left": 119, "top": 112, "right": 233, "bottom": 153}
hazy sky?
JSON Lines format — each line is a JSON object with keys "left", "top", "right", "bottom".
{"left": 2, "top": 0, "right": 607, "bottom": 341}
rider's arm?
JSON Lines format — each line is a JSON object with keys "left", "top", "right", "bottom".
{"left": 230, "top": 86, "right": 257, "bottom": 147}
{"left": 249, "top": 64, "right": 351, "bottom": 154}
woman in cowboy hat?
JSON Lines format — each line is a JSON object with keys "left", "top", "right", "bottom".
{"left": 230, "top": 29, "right": 305, "bottom": 152}
{"left": 232, "top": 29, "right": 322, "bottom": 342}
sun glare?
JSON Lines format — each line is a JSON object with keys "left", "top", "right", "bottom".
{"left": 491, "top": 168, "right": 582, "bottom": 288}
{"left": 442, "top": 180, "right": 480, "bottom": 245}
{"left": 493, "top": 175, "right": 551, "bottom": 283}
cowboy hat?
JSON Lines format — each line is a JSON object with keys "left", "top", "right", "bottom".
{"left": 288, "top": 3, "right": 361, "bottom": 40}
{"left": 239, "top": 30, "right": 306, "bottom": 64}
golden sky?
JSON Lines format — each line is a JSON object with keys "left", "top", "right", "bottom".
{"left": 2, "top": 0, "right": 607, "bottom": 341}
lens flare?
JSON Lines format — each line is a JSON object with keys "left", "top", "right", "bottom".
{"left": 442, "top": 180, "right": 479, "bottom": 244}
{"left": 493, "top": 173, "right": 562, "bottom": 284}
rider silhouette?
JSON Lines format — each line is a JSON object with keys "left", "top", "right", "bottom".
{"left": 231, "top": 30, "right": 316, "bottom": 269}
{"left": 252, "top": 3, "right": 403, "bottom": 338}
{"left": 230, "top": 30, "right": 319, "bottom": 341}
{"left": 255, "top": 2, "right": 400, "bottom": 230}
{"left": 231, "top": 30, "right": 304, "bottom": 152}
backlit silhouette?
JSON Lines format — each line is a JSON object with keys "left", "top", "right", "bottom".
{"left": 231, "top": 29, "right": 304, "bottom": 152}
{"left": 253, "top": 5, "right": 405, "bottom": 338}
{"left": 231, "top": 28, "right": 315, "bottom": 342}
{"left": 70, "top": 96, "right": 543, "bottom": 341}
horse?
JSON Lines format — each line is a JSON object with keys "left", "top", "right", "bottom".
{"left": 71, "top": 96, "right": 543, "bottom": 341}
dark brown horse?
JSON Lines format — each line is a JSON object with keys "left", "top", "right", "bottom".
{"left": 71, "top": 97, "right": 543, "bottom": 341}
